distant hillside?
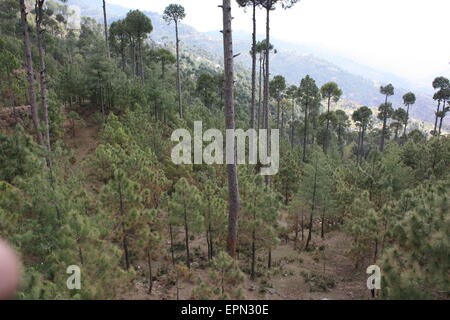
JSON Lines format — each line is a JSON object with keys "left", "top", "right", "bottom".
{"left": 70, "top": 0, "right": 447, "bottom": 129}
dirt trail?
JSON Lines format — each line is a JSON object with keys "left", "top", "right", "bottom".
{"left": 62, "top": 107, "right": 100, "bottom": 165}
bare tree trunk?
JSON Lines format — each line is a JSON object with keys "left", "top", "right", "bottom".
{"left": 337, "top": 125, "right": 343, "bottom": 156}
{"left": 356, "top": 126, "right": 362, "bottom": 163}
{"left": 20, "top": 0, "right": 43, "bottom": 145}
{"left": 325, "top": 96, "right": 331, "bottom": 153}
{"left": 403, "top": 104, "right": 410, "bottom": 138}
{"left": 102, "top": 0, "right": 110, "bottom": 58}
{"left": 291, "top": 98, "right": 295, "bottom": 148}
{"left": 250, "top": 1, "right": 257, "bottom": 128}
{"left": 302, "top": 103, "right": 308, "bottom": 162}
{"left": 360, "top": 126, "right": 366, "bottom": 162}
{"left": 135, "top": 37, "right": 144, "bottom": 85}
{"left": 380, "top": 95, "right": 388, "bottom": 152}
{"left": 263, "top": 5, "right": 271, "bottom": 133}
{"left": 258, "top": 54, "right": 263, "bottom": 131}
{"left": 118, "top": 185, "right": 131, "bottom": 270}
{"left": 222, "top": 0, "right": 240, "bottom": 259}
{"left": 147, "top": 249, "right": 153, "bottom": 294}
{"left": 321, "top": 205, "right": 326, "bottom": 239}
{"left": 264, "top": 3, "right": 271, "bottom": 186}
{"left": 169, "top": 224, "right": 175, "bottom": 266}
{"left": 438, "top": 114, "right": 445, "bottom": 135}
{"left": 183, "top": 204, "right": 190, "bottom": 269}
{"left": 301, "top": 209, "right": 304, "bottom": 242}
{"left": 209, "top": 224, "right": 214, "bottom": 259}
{"left": 277, "top": 100, "right": 280, "bottom": 129}
{"left": 305, "top": 157, "right": 318, "bottom": 250}
{"left": 175, "top": 21, "right": 182, "bottom": 118}
{"left": 36, "top": 0, "right": 52, "bottom": 153}
{"left": 251, "top": 225, "right": 256, "bottom": 279}
{"left": 434, "top": 100, "right": 441, "bottom": 135}
{"left": 131, "top": 38, "right": 136, "bottom": 77}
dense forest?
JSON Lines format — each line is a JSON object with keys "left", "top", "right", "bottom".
{"left": 0, "top": 0, "right": 448, "bottom": 300}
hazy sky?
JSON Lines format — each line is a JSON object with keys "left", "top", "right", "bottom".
{"left": 107, "top": 0, "right": 450, "bottom": 88}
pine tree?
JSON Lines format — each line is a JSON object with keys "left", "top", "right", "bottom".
{"left": 167, "top": 178, "right": 204, "bottom": 269}
{"left": 343, "top": 192, "right": 378, "bottom": 267}
{"left": 381, "top": 181, "right": 450, "bottom": 299}
{"left": 239, "top": 170, "right": 280, "bottom": 277}
{"left": 379, "top": 84, "right": 394, "bottom": 152}
{"left": 320, "top": 82, "right": 342, "bottom": 153}
{"left": 200, "top": 181, "right": 227, "bottom": 261}
{"left": 163, "top": 4, "right": 186, "bottom": 118}
{"left": 298, "top": 75, "right": 321, "bottom": 162}
{"left": 101, "top": 169, "right": 142, "bottom": 270}
{"left": 201, "top": 251, "right": 246, "bottom": 299}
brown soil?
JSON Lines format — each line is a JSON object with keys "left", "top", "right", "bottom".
{"left": 118, "top": 230, "right": 371, "bottom": 301}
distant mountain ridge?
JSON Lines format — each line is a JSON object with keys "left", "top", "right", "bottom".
{"left": 69, "top": 0, "right": 447, "bottom": 128}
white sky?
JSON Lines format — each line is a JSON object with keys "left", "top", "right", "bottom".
{"left": 107, "top": 0, "right": 450, "bottom": 88}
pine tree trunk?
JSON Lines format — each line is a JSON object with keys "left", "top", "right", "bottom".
{"left": 210, "top": 226, "right": 214, "bottom": 259}
{"left": 356, "top": 126, "right": 362, "bottom": 163}
{"left": 122, "top": 234, "right": 130, "bottom": 270}
{"left": 121, "top": 46, "right": 126, "bottom": 72}
{"left": 433, "top": 100, "right": 441, "bottom": 135}
{"left": 175, "top": 21, "right": 182, "bottom": 118}
{"left": 263, "top": 4, "right": 271, "bottom": 186}
{"left": 403, "top": 104, "right": 410, "bottom": 138}
{"left": 305, "top": 158, "right": 318, "bottom": 250}
{"left": 169, "top": 224, "right": 175, "bottom": 265}
{"left": 302, "top": 103, "right": 308, "bottom": 162}
{"left": 36, "top": 0, "right": 52, "bottom": 153}
{"left": 131, "top": 39, "right": 137, "bottom": 77}
{"left": 251, "top": 226, "right": 256, "bottom": 279}
{"left": 380, "top": 96, "right": 388, "bottom": 152}
{"left": 206, "top": 229, "right": 211, "bottom": 261}
{"left": 102, "top": 0, "right": 110, "bottom": 58}
{"left": 325, "top": 96, "right": 331, "bottom": 153}
{"left": 276, "top": 100, "right": 280, "bottom": 130}
{"left": 118, "top": 184, "right": 131, "bottom": 270}
{"left": 301, "top": 209, "right": 304, "bottom": 242}
{"left": 291, "top": 99, "right": 295, "bottom": 149}
{"left": 380, "top": 115, "right": 387, "bottom": 152}
{"left": 138, "top": 38, "right": 144, "bottom": 85}
{"left": 222, "top": 0, "right": 240, "bottom": 259}
{"left": 258, "top": 54, "right": 263, "bottom": 131}
{"left": 438, "top": 114, "right": 444, "bottom": 135}
{"left": 264, "top": 5, "right": 271, "bottom": 133}
{"left": 183, "top": 204, "right": 190, "bottom": 269}
{"left": 250, "top": 1, "right": 257, "bottom": 128}
{"left": 147, "top": 249, "right": 153, "bottom": 294}
{"left": 361, "top": 126, "right": 366, "bottom": 162}
{"left": 321, "top": 205, "right": 326, "bottom": 239}
{"left": 19, "top": 0, "right": 43, "bottom": 145}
